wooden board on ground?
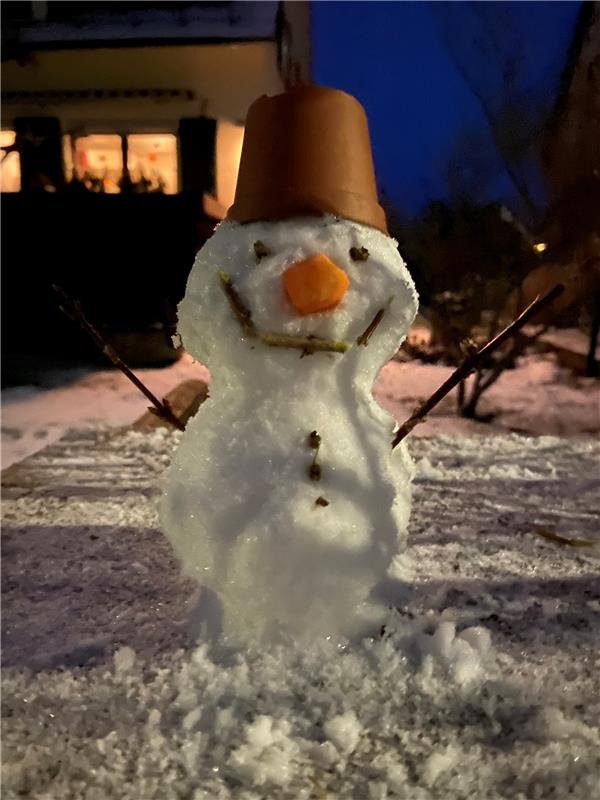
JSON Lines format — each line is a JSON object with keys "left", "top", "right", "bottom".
{"left": 132, "top": 378, "right": 209, "bottom": 431}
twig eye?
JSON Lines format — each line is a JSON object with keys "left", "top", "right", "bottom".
{"left": 253, "top": 241, "right": 270, "bottom": 261}
{"left": 350, "top": 246, "right": 369, "bottom": 262}
{"left": 308, "top": 430, "right": 321, "bottom": 448}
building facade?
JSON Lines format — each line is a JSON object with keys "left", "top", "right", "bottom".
{"left": 1, "top": 1, "right": 312, "bottom": 371}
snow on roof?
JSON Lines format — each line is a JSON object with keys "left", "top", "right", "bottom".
{"left": 5, "top": 1, "right": 279, "bottom": 48}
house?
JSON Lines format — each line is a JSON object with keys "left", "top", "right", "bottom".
{"left": 1, "top": 1, "right": 312, "bottom": 372}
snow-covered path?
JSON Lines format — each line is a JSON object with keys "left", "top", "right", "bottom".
{"left": 2, "top": 427, "right": 599, "bottom": 799}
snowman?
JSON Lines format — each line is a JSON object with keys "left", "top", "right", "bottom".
{"left": 161, "top": 86, "right": 418, "bottom": 643}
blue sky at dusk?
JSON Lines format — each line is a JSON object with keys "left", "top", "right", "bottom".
{"left": 311, "top": 1, "right": 582, "bottom": 216}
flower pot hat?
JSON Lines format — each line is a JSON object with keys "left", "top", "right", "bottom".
{"left": 228, "top": 85, "right": 388, "bottom": 234}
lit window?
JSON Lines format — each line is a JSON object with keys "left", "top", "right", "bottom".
{"left": 128, "top": 134, "right": 178, "bottom": 194}
{"left": 65, "top": 134, "right": 123, "bottom": 193}
{"left": 0, "top": 131, "right": 21, "bottom": 192}
{"left": 63, "top": 133, "right": 177, "bottom": 194}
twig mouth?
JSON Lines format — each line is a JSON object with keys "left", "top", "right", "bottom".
{"left": 219, "top": 271, "right": 349, "bottom": 356}
{"left": 219, "top": 271, "right": 397, "bottom": 357}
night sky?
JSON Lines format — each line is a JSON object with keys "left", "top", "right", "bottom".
{"left": 312, "top": 1, "right": 582, "bottom": 217}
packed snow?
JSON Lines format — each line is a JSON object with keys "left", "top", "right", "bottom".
{"left": 162, "top": 216, "right": 418, "bottom": 641}
{"left": 2, "top": 427, "right": 599, "bottom": 799}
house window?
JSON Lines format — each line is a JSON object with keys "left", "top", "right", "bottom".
{"left": 127, "top": 134, "right": 178, "bottom": 194}
{"left": 0, "top": 131, "right": 21, "bottom": 192}
{"left": 63, "top": 133, "right": 177, "bottom": 194}
{"left": 64, "top": 134, "right": 123, "bottom": 192}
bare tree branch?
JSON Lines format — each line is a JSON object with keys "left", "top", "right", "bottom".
{"left": 392, "top": 283, "right": 565, "bottom": 447}
{"left": 53, "top": 285, "right": 186, "bottom": 432}
{"left": 432, "top": 3, "right": 542, "bottom": 221}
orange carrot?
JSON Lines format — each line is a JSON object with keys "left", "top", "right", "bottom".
{"left": 282, "top": 254, "right": 350, "bottom": 315}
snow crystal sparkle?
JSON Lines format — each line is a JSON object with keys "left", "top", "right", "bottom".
{"left": 161, "top": 86, "right": 418, "bottom": 642}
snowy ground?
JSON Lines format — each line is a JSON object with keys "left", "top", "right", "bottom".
{"left": 2, "top": 351, "right": 599, "bottom": 470}
{"left": 2, "top": 427, "right": 599, "bottom": 799}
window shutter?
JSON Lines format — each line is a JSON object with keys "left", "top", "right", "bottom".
{"left": 178, "top": 117, "right": 216, "bottom": 196}
{"left": 14, "top": 117, "right": 64, "bottom": 191}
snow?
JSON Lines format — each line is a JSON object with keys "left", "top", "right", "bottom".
{"left": 323, "top": 710, "right": 362, "bottom": 755}
{"left": 229, "top": 715, "right": 300, "bottom": 787}
{"left": 417, "top": 621, "right": 489, "bottom": 686}
{"left": 2, "top": 427, "right": 599, "bottom": 799}
{"left": 376, "top": 353, "right": 600, "bottom": 439}
{"left": 2, "top": 351, "right": 597, "bottom": 472}
{"left": 162, "top": 216, "right": 418, "bottom": 641}
{"left": 0, "top": 355, "right": 210, "bottom": 469}
{"left": 421, "top": 745, "right": 460, "bottom": 787}
{"left": 113, "top": 646, "right": 136, "bottom": 674}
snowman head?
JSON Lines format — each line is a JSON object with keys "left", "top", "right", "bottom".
{"left": 178, "top": 215, "right": 418, "bottom": 386}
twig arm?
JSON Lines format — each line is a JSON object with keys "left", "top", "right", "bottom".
{"left": 53, "top": 285, "right": 186, "bottom": 431}
{"left": 392, "top": 283, "right": 565, "bottom": 448}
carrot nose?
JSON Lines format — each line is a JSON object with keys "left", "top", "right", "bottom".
{"left": 282, "top": 254, "right": 350, "bottom": 315}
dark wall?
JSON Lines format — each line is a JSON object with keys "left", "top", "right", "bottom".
{"left": 1, "top": 191, "right": 215, "bottom": 376}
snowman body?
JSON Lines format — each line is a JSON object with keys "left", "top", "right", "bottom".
{"left": 161, "top": 215, "right": 418, "bottom": 641}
